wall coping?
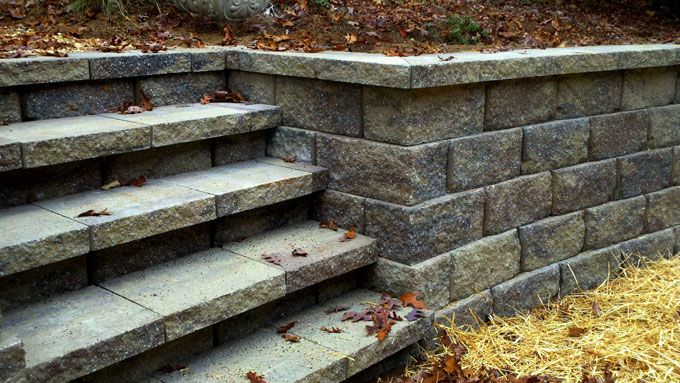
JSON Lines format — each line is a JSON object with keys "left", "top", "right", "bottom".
{"left": 0, "top": 44, "right": 678, "bottom": 89}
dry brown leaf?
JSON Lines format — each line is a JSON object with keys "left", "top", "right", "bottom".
{"left": 321, "top": 326, "right": 343, "bottom": 333}
{"left": 400, "top": 292, "right": 428, "bottom": 310}
{"left": 568, "top": 326, "right": 588, "bottom": 337}
{"left": 246, "top": 371, "right": 267, "bottom": 383}
{"left": 319, "top": 220, "right": 338, "bottom": 231}
{"left": 277, "top": 321, "right": 296, "bottom": 334}
{"left": 77, "top": 208, "right": 111, "bottom": 218}
{"left": 101, "top": 180, "right": 121, "bottom": 190}
{"left": 292, "top": 248, "right": 308, "bottom": 257}
{"left": 282, "top": 334, "right": 300, "bottom": 343}
{"left": 139, "top": 91, "right": 153, "bottom": 111}
{"left": 262, "top": 254, "right": 283, "bottom": 266}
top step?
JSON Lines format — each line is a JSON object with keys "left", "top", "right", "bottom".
{"left": 0, "top": 103, "right": 280, "bottom": 171}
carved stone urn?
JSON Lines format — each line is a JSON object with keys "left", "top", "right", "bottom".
{"left": 173, "top": 0, "right": 269, "bottom": 20}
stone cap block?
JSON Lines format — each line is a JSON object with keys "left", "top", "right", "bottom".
{"left": 0, "top": 56, "right": 89, "bottom": 87}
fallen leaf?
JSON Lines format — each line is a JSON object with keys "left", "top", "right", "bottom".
{"left": 442, "top": 354, "right": 463, "bottom": 375}
{"left": 77, "top": 208, "right": 111, "bottom": 218}
{"left": 319, "top": 220, "right": 338, "bottom": 231}
{"left": 321, "top": 326, "right": 343, "bottom": 333}
{"left": 342, "top": 310, "right": 371, "bottom": 322}
{"left": 400, "top": 292, "right": 428, "bottom": 310}
{"left": 277, "top": 321, "right": 296, "bottom": 334}
{"left": 262, "top": 254, "right": 283, "bottom": 266}
{"left": 376, "top": 327, "right": 389, "bottom": 341}
{"left": 139, "top": 90, "right": 153, "bottom": 111}
{"left": 406, "top": 309, "right": 427, "bottom": 321}
{"left": 282, "top": 334, "right": 300, "bottom": 343}
{"left": 592, "top": 300, "right": 602, "bottom": 316}
{"left": 246, "top": 371, "right": 267, "bottom": 383}
{"left": 101, "top": 180, "right": 121, "bottom": 190}
{"left": 324, "top": 305, "right": 350, "bottom": 314}
{"left": 568, "top": 326, "right": 587, "bottom": 337}
{"left": 200, "top": 90, "right": 245, "bottom": 104}
{"left": 292, "top": 248, "right": 308, "bottom": 257}
{"left": 343, "top": 227, "right": 357, "bottom": 241}
{"left": 121, "top": 105, "right": 145, "bottom": 114}
{"left": 125, "top": 176, "right": 148, "bottom": 187}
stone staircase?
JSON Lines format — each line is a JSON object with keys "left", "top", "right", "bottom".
{"left": 0, "top": 97, "right": 430, "bottom": 382}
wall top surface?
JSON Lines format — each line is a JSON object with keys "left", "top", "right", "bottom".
{"left": 0, "top": 44, "right": 678, "bottom": 89}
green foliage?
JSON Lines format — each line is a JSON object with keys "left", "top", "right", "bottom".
{"left": 446, "top": 15, "right": 487, "bottom": 45}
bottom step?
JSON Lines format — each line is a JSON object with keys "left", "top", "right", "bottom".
{"left": 150, "top": 289, "right": 433, "bottom": 383}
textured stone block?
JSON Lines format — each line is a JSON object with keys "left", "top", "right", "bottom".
{"left": 589, "top": 110, "right": 649, "bottom": 160}
{"left": 138, "top": 72, "right": 226, "bottom": 106}
{"left": 675, "top": 227, "right": 680, "bottom": 254}
{"left": 226, "top": 221, "right": 377, "bottom": 293}
{"left": 0, "top": 159, "right": 101, "bottom": 209}
{"left": 228, "top": 71, "right": 276, "bottom": 104}
{"left": 448, "top": 128, "right": 522, "bottom": 191}
{"left": 87, "top": 51, "right": 192, "bottom": 79}
{"left": 436, "top": 291, "right": 493, "bottom": 328}
{"left": 646, "top": 186, "right": 680, "bottom": 232}
{"left": 449, "top": 230, "right": 521, "bottom": 301}
{"left": 0, "top": 138, "right": 21, "bottom": 172}
{"left": 485, "top": 77, "right": 556, "bottom": 130}
{"left": 256, "top": 157, "right": 327, "bottom": 192}
{"left": 266, "top": 126, "right": 316, "bottom": 164}
{"left": 363, "top": 85, "right": 484, "bottom": 145}
{"left": 365, "top": 189, "right": 485, "bottom": 264}
{"left": 36, "top": 181, "right": 216, "bottom": 250}
{"left": 102, "top": 249, "right": 286, "bottom": 341}
{"left": 2, "top": 115, "right": 150, "bottom": 168}
{"left": 584, "top": 197, "right": 646, "bottom": 250}
{"left": 519, "top": 212, "right": 585, "bottom": 272}
{"left": 521, "top": 118, "right": 589, "bottom": 174}
{"left": 484, "top": 173, "right": 552, "bottom": 235}
{"left": 619, "top": 228, "right": 676, "bottom": 264}
{"left": 0, "top": 205, "right": 89, "bottom": 277}
{"left": 277, "top": 77, "right": 361, "bottom": 136}
{"left": 0, "top": 334, "right": 25, "bottom": 381}
{"left": 367, "top": 255, "right": 450, "bottom": 310}
{"left": 621, "top": 67, "right": 676, "bottom": 110}
{"left": 4, "top": 286, "right": 164, "bottom": 383}
{"left": 107, "top": 141, "right": 212, "bottom": 182}
{"left": 0, "top": 56, "right": 89, "bottom": 87}
{"left": 214, "top": 131, "right": 266, "bottom": 165}
{"left": 0, "top": 92, "right": 21, "bottom": 123}
{"left": 22, "top": 81, "right": 133, "bottom": 120}
{"left": 560, "top": 248, "right": 620, "bottom": 296}
{"left": 316, "top": 271, "right": 360, "bottom": 303}
{"left": 491, "top": 264, "right": 560, "bottom": 317}
{"left": 317, "top": 134, "right": 447, "bottom": 206}
{"left": 648, "top": 104, "right": 680, "bottom": 149}
{"left": 674, "top": 146, "right": 680, "bottom": 185}
{"left": 93, "top": 223, "right": 210, "bottom": 281}
{"left": 190, "top": 49, "right": 226, "bottom": 72}
{"left": 552, "top": 160, "right": 616, "bottom": 214}
{"left": 313, "top": 190, "right": 366, "bottom": 233}
{"left": 616, "top": 149, "right": 672, "bottom": 199}
{"left": 556, "top": 72, "right": 622, "bottom": 119}
{"left": 0, "top": 257, "right": 88, "bottom": 311}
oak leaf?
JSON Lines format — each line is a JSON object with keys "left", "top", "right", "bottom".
{"left": 320, "top": 326, "right": 343, "bottom": 333}
{"left": 343, "top": 227, "right": 357, "bottom": 240}
{"left": 406, "top": 309, "right": 427, "bottom": 321}
{"left": 139, "top": 90, "right": 153, "bottom": 111}
{"left": 277, "top": 321, "right": 296, "bottom": 334}
{"left": 319, "top": 220, "right": 338, "bottom": 231}
{"left": 77, "top": 208, "right": 111, "bottom": 217}
{"left": 246, "top": 371, "right": 267, "bottom": 383}
{"left": 568, "top": 326, "right": 587, "bottom": 337}
{"left": 400, "top": 292, "right": 428, "bottom": 309}
{"left": 292, "top": 248, "right": 308, "bottom": 257}
{"left": 262, "top": 254, "right": 283, "bottom": 266}
{"left": 282, "top": 334, "right": 300, "bottom": 343}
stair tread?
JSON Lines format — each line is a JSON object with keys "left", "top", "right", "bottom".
{"left": 0, "top": 103, "right": 280, "bottom": 169}
{"left": 150, "top": 289, "right": 432, "bottom": 383}
{"left": 3, "top": 286, "right": 164, "bottom": 382}
{"left": 0, "top": 159, "right": 324, "bottom": 277}
{"left": 3, "top": 223, "right": 377, "bottom": 382}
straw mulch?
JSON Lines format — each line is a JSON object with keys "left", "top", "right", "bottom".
{"left": 406, "top": 255, "right": 680, "bottom": 383}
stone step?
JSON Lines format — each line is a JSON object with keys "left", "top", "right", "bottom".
{"left": 0, "top": 333, "right": 25, "bottom": 382}
{"left": 0, "top": 103, "right": 280, "bottom": 170}
{"left": 0, "top": 159, "right": 325, "bottom": 277}
{"left": 3, "top": 223, "right": 377, "bottom": 382}
{"left": 150, "top": 288, "right": 432, "bottom": 383}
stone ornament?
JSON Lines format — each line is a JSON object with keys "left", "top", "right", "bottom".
{"left": 173, "top": 0, "right": 269, "bottom": 20}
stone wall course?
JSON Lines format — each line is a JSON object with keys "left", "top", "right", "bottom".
{"left": 621, "top": 67, "right": 676, "bottom": 110}
{"left": 436, "top": 291, "right": 493, "bottom": 329}
{"left": 84, "top": 51, "right": 192, "bottom": 79}
{"left": 228, "top": 71, "right": 276, "bottom": 104}
{"left": 519, "top": 212, "right": 585, "bottom": 272}
{"left": 647, "top": 104, "right": 680, "bottom": 149}
{"left": 645, "top": 186, "right": 680, "bottom": 232}
{"left": 556, "top": 72, "right": 622, "bottom": 119}
{"left": 560, "top": 247, "right": 621, "bottom": 296}
{"left": 449, "top": 230, "right": 521, "bottom": 301}
{"left": 214, "top": 131, "right": 267, "bottom": 165}
{"left": 485, "top": 77, "right": 557, "bottom": 130}
{"left": 276, "top": 77, "right": 362, "bottom": 137}
{"left": 365, "top": 189, "right": 485, "bottom": 264}
{"left": 316, "top": 134, "right": 447, "bottom": 206}
{"left": 615, "top": 148, "right": 672, "bottom": 199}
{"left": 0, "top": 56, "right": 89, "bottom": 87}
{"left": 491, "top": 264, "right": 560, "bottom": 317}
{"left": 312, "top": 190, "right": 366, "bottom": 234}
{"left": 363, "top": 85, "right": 484, "bottom": 146}
{"left": 0, "top": 92, "right": 21, "bottom": 123}
{"left": 674, "top": 146, "right": 680, "bottom": 185}
{"left": 521, "top": 118, "right": 589, "bottom": 174}
{"left": 584, "top": 196, "right": 646, "bottom": 250}
{"left": 619, "top": 228, "right": 676, "bottom": 264}
{"left": 484, "top": 172, "right": 552, "bottom": 235}
{"left": 0, "top": 138, "right": 21, "bottom": 173}
{"left": 589, "top": 110, "right": 649, "bottom": 161}
{"left": 266, "top": 126, "right": 316, "bottom": 164}
{"left": 137, "top": 72, "right": 226, "bottom": 106}
{"left": 552, "top": 159, "right": 617, "bottom": 214}
{"left": 448, "top": 128, "right": 522, "bottom": 192}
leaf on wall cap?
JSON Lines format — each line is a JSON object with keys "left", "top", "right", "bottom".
{"left": 400, "top": 292, "right": 428, "bottom": 310}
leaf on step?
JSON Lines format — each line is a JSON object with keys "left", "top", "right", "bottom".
{"left": 282, "top": 155, "right": 296, "bottom": 163}
{"left": 400, "top": 292, "right": 428, "bottom": 310}
{"left": 200, "top": 90, "right": 245, "bottom": 104}
{"left": 340, "top": 227, "right": 357, "bottom": 242}
{"left": 246, "top": 371, "right": 267, "bottom": 383}
{"left": 292, "top": 248, "right": 308, "bottom": 257}
{"left": 124, "top": 176, "right": 148, "bottom": 187}
{"left": 101, "top": 180, "right": 121, "bottom": 190}
{"left": 262, "top": 254, "right": 282, "bottom": 266}
{"left": 158, "top": 363, "right": 186, "bottom": 373}
{"left": 379, "top": 294, "right": 403, "bottom": 310}
{"left": 77, "top": 208, "right": 111, "bottom": 217}
{"left": 282, "top": 333, "right": 300, "bottom": 343}
{"left": 321, "top": 326, "right": 343, "bottom": 333}
{"left": 277, "top": 321, "right": 296, "bottom": 334}
{"left": 324, "top": 305, "right": 350, "bottom": 314}
{"left": 341, "top": 310, "right": 371, "bottom": 322}
{"left": 568, "top": 326, "right": 587, "bottom": 337}
{"left": 319, "top": 220, "right": 338, "bottom": 231}
{"left": 139, "top": 90, "right": 154, "bottom": 111}
{"left": 121, "top": 105, "right": 145, "bottom": 114}
{"left": 406, "top": 309, "right": 427, "bottom": 322}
